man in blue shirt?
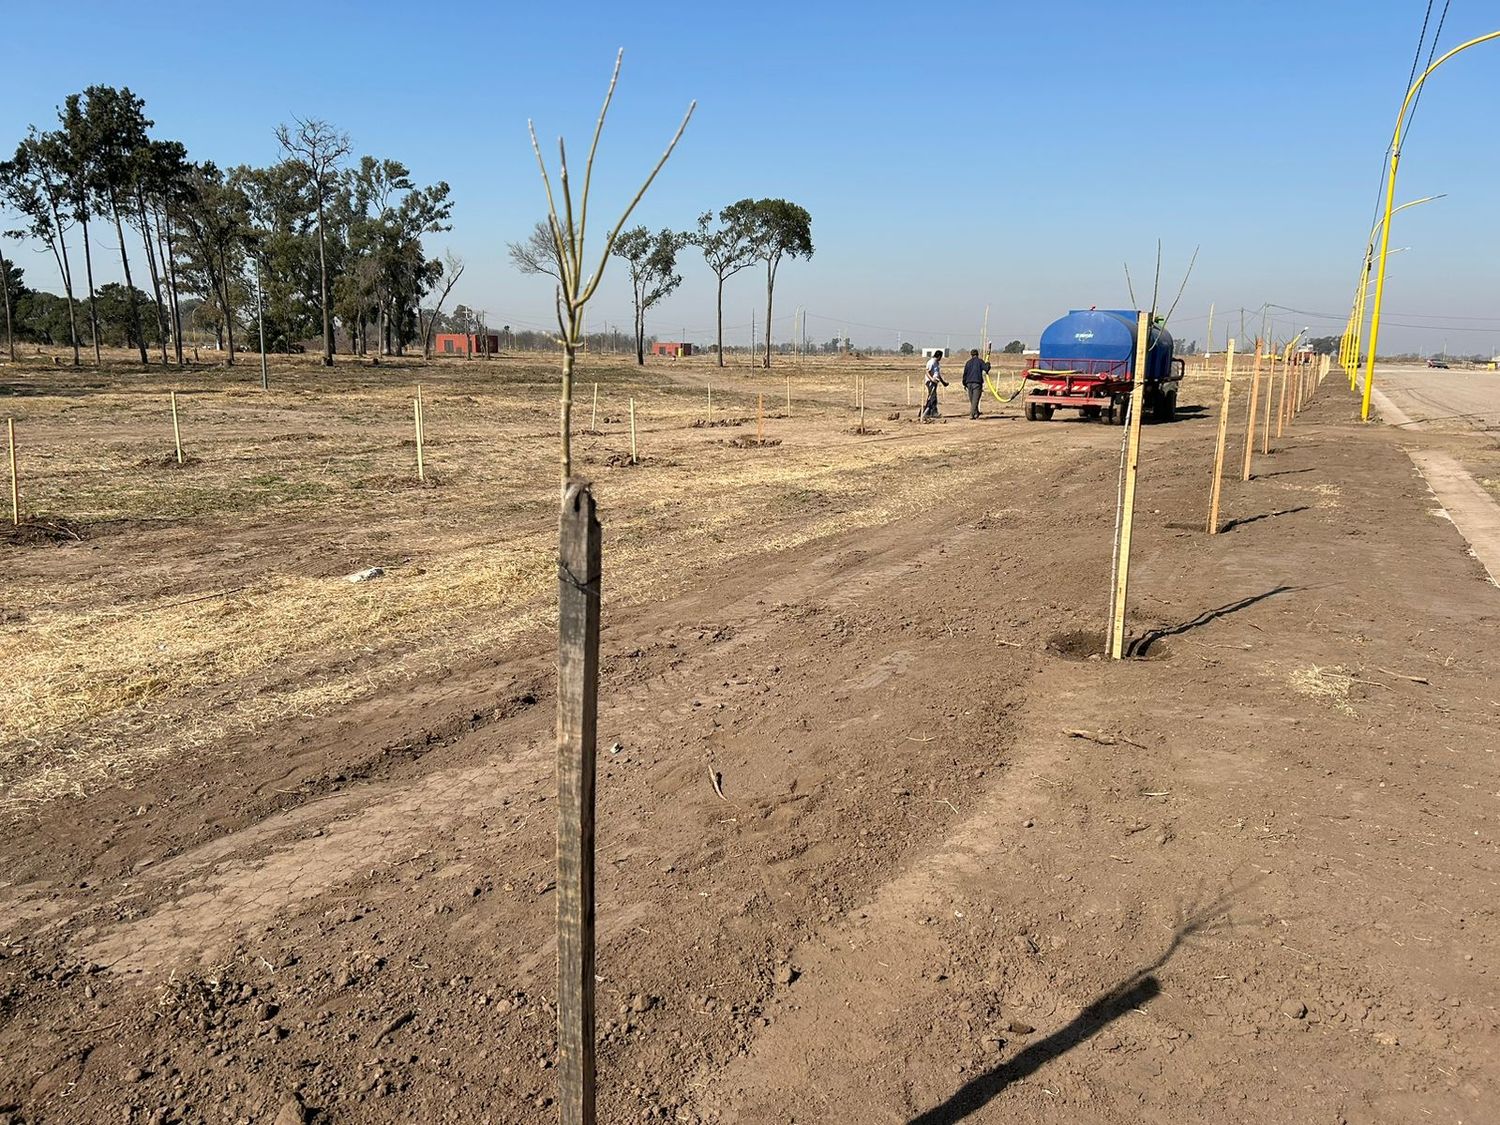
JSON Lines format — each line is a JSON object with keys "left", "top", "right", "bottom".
{"left": 962, "top": 349, "right": 991, "bottom": 419}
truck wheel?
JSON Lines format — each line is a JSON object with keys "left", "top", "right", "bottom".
{"left": 1154, "top": 389, "right": 1177, "bottom": 422}
{"left": 1114, "top": 398, "right": 1130, "bottom": 425}
{"left": 1025, "top": 402, "right": 1039, "bottom": 421}
{"left": 1082, "top": 406, "right": 1102, "bottom": 420}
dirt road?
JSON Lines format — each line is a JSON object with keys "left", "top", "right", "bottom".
{"left": 2, "top": 371, "right": 1496, "bottom": 1124}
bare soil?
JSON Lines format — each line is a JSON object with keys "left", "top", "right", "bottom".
{"left": 1, "top": 351, "right": 1495, "bottom": 1124}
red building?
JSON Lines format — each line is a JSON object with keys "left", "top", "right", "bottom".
{"left": 434, "top": 332, "right": 500, "bottom": 356}
{"left": 652, "top": 341, "right": 693, "bottom": 358}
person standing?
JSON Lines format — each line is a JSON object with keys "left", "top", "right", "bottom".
{"left": 922, "top": 349, "right": 947, "bottom": 421}
{"left": 962, "top": 348, "right": 991, "bottom": 419}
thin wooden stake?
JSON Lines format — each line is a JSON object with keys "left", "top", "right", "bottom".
{"left": 170, "top": 391, "right": 184, "bottom": 465}
{"left": 629, "top": 398, "right": 638, "bottom": 464}
{"left": 1241, "top": 340, "right": 1263, "bottom": 481}
{"left": 785, "top": 373, "right": 790, "bottom": 412}
{"left": 906, "top": 372, "right": 911, "bottom": 407}
{"left": 556, "top": 481, "right": 601, "bottom": 1125}
{"left": 7, "top": 418, "right": 17, "bottom": 527}
{"left": 1276, "top": 354, "right": 1289, "bottom": 438}
{"left": 707, "top": 380, "right": 712, "bottom": 420}
{"left": 757, "top": 393, "right": 764, "bottom": 443}
{"left": 1262, "top": 350, "right": 1276, "bottom": 454}
{"left": 590, "top": 382, "right": 598, "bottom": 431}
{"left": 414, "top": 396, "right": 426, "bottom": 482}
{"left": 1108, "top": 311, "right": 1151, "bottom": 660}
{"left": 1206, "top": 338, "right": 1236, "bottom": 534}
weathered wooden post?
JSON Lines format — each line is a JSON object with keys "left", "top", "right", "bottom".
{"left": 170, "top": 391, "right": 184, "bottom": 465}
{"left": 757, "top": 393, "right": 764, "bottom": 443}
{"left": 707, "top": 380, "right": 712, "bottom": 420}
{"left": 556, "top": 480, "right": 601, "bottom": 1125}
{"left": 629, "top": 398, "right": 638, "bottom": 464}
{"left": 1107, "top": 311, "right": 1151, "bottom": 659}
{"left": 590, "top": 382, "right": 599, "bottom": 431}
{"left": 1206, "top": 339, "right": 1236, "bottom": 534}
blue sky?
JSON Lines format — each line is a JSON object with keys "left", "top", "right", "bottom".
{"left": 4, "top": 0, "right": 1498, "bottom": 354}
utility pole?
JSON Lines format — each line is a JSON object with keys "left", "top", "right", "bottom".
{"left": 1205, "top": 302, "right": 1215, "bottom": 357}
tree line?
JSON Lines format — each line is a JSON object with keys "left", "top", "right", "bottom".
{"left": 508, "top": 198, "right": 814, "bottom": 368}
{"left": 0, "top": 86, "right": 456, "bottom": 367}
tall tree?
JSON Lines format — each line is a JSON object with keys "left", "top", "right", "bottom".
{"left": 0, "top": 254, "right": 18, "bottom": 360}
{"left": 132, "top": 139, "right": 186, "bottom": 365}
{"left": 612, "top": 226, "right": 682, "bottom": 366}
{"left": 275, "top": 117, "right": 350, "bottom": 366}
{"left": 70, "top": 86, "right": 153, "bottom": 365}
{"left": 741, "top": 198, "right": 813, "bottom": 368}
{"left": 689, "top": 203, "right": 757, "bottom": 367}
{"left": 46, "top": 121, "right": 102, "bottom": 366}
{"left": 174, "top": 162, "right": 247, "bottom": 362}
{"left": 0, "top": 131, "right": 82, "bottom": 364}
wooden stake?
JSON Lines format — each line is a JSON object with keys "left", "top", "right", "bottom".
{"left": 556, "top": 481, "right": 601, "bottom": 1125}
{"left": 785, "top": 373, "right": 790, "bottom": 412}
{"left": 629, "top": 398, "right": 637, "bottom": 464}
{"left": 7, "top": 418, "right": 17, "bottom": 527}
{"left": 906, "top": 372, "right": 911, "bottom": 406}
{"left": 1108, "top": 311, "right": 1151, "bottom": 660}
{"left": 1206, "top": 339, "right": 1236, "bottom": 534}
{"left": 757, "top": 393, "right": 764, "bottom": 443}
{"left": 170, "top": 391, "right": 183, "bottom": 465}
{"left": 414, "top": 396, "right": 425, "bottom": 482}
{"left": 1276, "top": 354, "right": 1289, "bottom": 438}
{"left": 1262, "top": 351, "right": 1276, "bottom": 454}
{"left": 1241, "top": 340, "right": 1263, "bottom": 481}
{"left": 707, "top": 380, "right": 712, "bottom": 420}
{"left": 590, "top": 382, "right": 598, "bottom": 431}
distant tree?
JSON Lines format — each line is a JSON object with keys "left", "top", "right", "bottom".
{"left": 738, "top": 198, "right": 813, "bottom": 368}
{"left": 0, "top": 254, "right": 18, "bottom": 359}
{"left": 688, "top": 203, "right": 757, "bottom": 367}
{"left": 70, "top": 86, "right": 153, "bottom": 365}
{"left": 0, "top": 130, "right": 83, "bottom": 363}
{"left": 49, "top": 111, "right": 103, "bottom": 365}
{"left": 419, "top": 251, "right": 464, "bottom": 359}
{"left": 612, "top": 226, "right": 682, "bottom": 365}
{"left": 507, "top": 219, "right": 564, "bottom": 282}
{"left": 275, "top": 117, "right": 351, "bottom": 366}
{"left": 1001, "top": 339, "right": 1025, "bottom": 354}
{"left": 1308, "top": 335, "right": 1340, "bottom": 356}
{"left": 899, "top": 340, "right": 914, "bottom": 355}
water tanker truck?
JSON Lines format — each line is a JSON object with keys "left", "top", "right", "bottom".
{"left": 1023, "top": 309, "right": 1184, "bottom": 424}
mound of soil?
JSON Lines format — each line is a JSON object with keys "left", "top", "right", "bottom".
{"left": 355, "top": 473, "right": 441, "bottom": 490}
{"left": 690, "top": 418, "right": 748, "bottom": 429}
{"left": 847, "top": 425, "right": 881, "bottom": 436}
{"left": 720, "top": 436, "right": 782, "bottom": 449}
{"left": 1, "top": 517, "right": 89, "bottom": 547}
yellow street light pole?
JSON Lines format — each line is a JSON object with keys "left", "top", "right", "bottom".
{"left": 1362, "top": 31, "right": 1500, "bottom": 420}
{"left": 1348, "top": 196, "right": 1443, "bottom": 388}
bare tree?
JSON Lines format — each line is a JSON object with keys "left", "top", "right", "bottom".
{"left": 420, "top": 250, "right": 465, "bottom": 359}
{"left": 275, "top": 117, "right": 350, "bottom": 367}
{"left": 508, "top": 219, "right": 565, "bottom": 281}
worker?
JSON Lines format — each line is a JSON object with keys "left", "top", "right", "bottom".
{"left": 922, "top": 350, "right": 946, "bottom": 421}
{"left": 962, "top": 349, "right": 991, "bottom": 419}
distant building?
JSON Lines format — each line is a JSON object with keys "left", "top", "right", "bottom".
{"left": 434, "top": 332, "right": 500, "bottom": 355}
{"left": 652, "top": 341, "right": 693, "bottom": 357}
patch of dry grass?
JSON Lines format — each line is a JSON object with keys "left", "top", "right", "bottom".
{"left": 1, "top": 348, "right": 970, "bottom": 806}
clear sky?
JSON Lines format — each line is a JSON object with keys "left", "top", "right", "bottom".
{"left": 4, "top": 0, "right": 1498, "bottom": 355}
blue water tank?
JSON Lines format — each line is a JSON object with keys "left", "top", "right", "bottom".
{"left": 1038, "top": 309, "right": 1174, "bottom": 381}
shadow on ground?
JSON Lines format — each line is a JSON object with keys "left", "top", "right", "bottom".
{"left": 906, "top": 882, "right": 1255, "bottom": 1124}
{"left": 1127, "top": 586, "right": 1293, "bottom": 657}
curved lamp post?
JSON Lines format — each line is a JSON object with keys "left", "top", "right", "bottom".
{"left": 1362, "top": 30, "right": 1500, "bottom": 419}
{"left": 1343, "top": 198, "right": 1443, "bottom": 385}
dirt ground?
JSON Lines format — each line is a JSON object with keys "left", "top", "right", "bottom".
{"left": 1, "top": 348, "right": 1496, "bottom": 1124}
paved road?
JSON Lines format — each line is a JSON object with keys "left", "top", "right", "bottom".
{"left": 1371, "top": 363, "right": 1500, "bottom": 432}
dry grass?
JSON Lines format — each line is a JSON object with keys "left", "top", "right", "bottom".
{"left": 1, "top": 348, "right": 975, "bottom": 806}
{"left": 1287, "top": 664, "right": 1358, "bottom": 717}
